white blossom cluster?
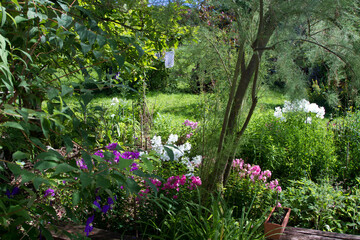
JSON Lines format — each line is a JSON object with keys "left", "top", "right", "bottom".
{"left": 274, "top": 99, "right": 325, "bottom": 123}
{"left": 150, "top": 135, "right": 202, "bottom": 176}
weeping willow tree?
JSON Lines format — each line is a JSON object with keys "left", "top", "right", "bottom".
{"left": 200, "top": 0, "right": 360, "bottom": 193}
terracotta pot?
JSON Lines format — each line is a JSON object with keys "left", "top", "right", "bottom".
{"left": 264, "top": 207, "right": 291, "bottom": 240}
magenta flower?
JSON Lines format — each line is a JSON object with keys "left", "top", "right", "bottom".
{"left": 76, "top": 159, "right": 88, "bottom": 170}
{"left": 105, "top": 143, "right": 118, "bottom": 151}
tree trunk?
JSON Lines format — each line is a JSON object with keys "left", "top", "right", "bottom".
{"left": 202, "top": 2, "right": 278, "bottom": 194}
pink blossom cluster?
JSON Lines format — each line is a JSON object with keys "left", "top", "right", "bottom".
{"left": 183, "top": 120, "right": 198, "bottom": 139}
{"left": 188, "top": 176, "right": 202, "bottom": 190}
{"left": 138, "top": 175, "right": 202, "bottom": 201}
{"left": 232, "top": 158, "right": 281, "bottom": 192}
{"left": 162, "top": 175, "right": 187, "bottom": 192}
{"left": 183, "top": 120, "right": 198, "bottom": 130}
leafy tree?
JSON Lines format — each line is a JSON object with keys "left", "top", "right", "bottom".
{"left": 0, "top": 0, "right": 194, "bottom": 238}
{"left": 199, "top": 0, "right": 360, "bottom": 193}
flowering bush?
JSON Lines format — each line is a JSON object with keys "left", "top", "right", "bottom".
{"left": 225, "top": 159, "right": 282, "bottom": 219}
{"left": 239, "top": 100, "right": 336, "bottom": 183}
{"left": 150, "top": 134, "right": 202, "bottom": 177}
{"left": 274, "top": 99, "right": 325, "bottom": 123}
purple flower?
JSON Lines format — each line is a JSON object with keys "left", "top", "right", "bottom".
{"left": 44, "top": 188, "right": 55, "bottom": 198}
{"left": 93, "top": 200, "right": 101, "bottom": 210}
{"left": 76, "top": 159, "right": 88, "bottom": 170}
{"left": 121, "top": 151, "right": 140, "bottom": 160}
{"left": 85, "top": 215, "right": 94, "bottom": 236}
{"left": 5, "top": 187, "right": 20, "bottom": 199}
{"left": 102, "top": 205, "right": 110, "bottom": 213}
{"left": 130, "top": 162, "right": 139, "bottom": 172}
{"left": 94, "top": 150, "right": 104, "bottom": 158}
{"left": 107, "top": 197, "right": 114, "bottom": 205}
{"left": 105, "top": 143, "right": 118, "bottom": 151}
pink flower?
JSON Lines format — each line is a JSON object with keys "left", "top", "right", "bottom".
{"left": 277, "top": 202, "right": 282, "bottom": 207}
{"left": 276, "top": 186, "right": 282, "bottom": 192}
{"left": 263, "top": 170, "right": 272, "bottom": 178}
{"left": 250, "top": 165, "right": 261, "bottom": 175}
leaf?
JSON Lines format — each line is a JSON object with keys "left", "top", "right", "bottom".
{"left": 21, "top": 171, "right": 35, "bottom": 183}
{"left": 58, "top": 14, "right": 72, "bottom": 28}
{"left": 139, "top": 158, "right": 154, "bottom": 172}
{"left": 61, "top": 85, "right": 73, "bottom": 97}
{"left": 40, "top": 117, "right": 51, "bottom": 139}
{"left": 72, "top": 191, "right": 80, "bottom": 206}
{"left": 114, "top": 158, "right": 133, "bottom": 170}
{"left": 1, "top": 7, "right": 7, "bottom": 27}
{"left": 62, "top": 135, "right": 73, "bottom": 153}
{"left": 7, "top": 163, "right": 22, "bottom": 175}
{"left": 58, "top": 1, "right": 69, "bottom": 12}
{"left": 12, "top": 151, "right": 29, "bottom": 160}
{"left": 163, "top": 145, "right": 175, "bottom": 161}
{"left": 80, "top": 172, "right": 92, "bottom": 188}
{"left": 34, "top": 161, "right": 58, "bottom": 171}
{"left": 16, "top": 109, "right": 29, "bottom": 122}
{"left": 40, "top": 226, "right": 53, "bottom": 240}
{"left": 97, "top": 35, "right": 106, "bottom": 47}
{"left": 30, "top": 137, "right": 47, "bottom": 151}
{"left": 75, "top": 23, "right": 87, "bottom": 41}
{"left": 33, "top": 177, "right": 49, "bottom": 190}
{"left": 2, "top": 122, "right": 24, "bottom": 131}
{"left": 47, "top": 88, "right": 59, "bottom": 100}
{"left": 53, "top": 163, "right": 77, "bottom": 175}
{"left": 87, "top": 31, "right": 96, "bottom": 46}
{"left": 82, "top": 151, "right": 92, "bottom": 171}
{"left": 80, "top": 42, "right": 91, "bottom": 55}
{"left": 36, "top": 151, "right": 63, "bottom": 161}
{"left": 95, "top": 175, "right": 110, "bottom": 189}
{"left": 114, "top": 55, "right": 125, "bottom": 68}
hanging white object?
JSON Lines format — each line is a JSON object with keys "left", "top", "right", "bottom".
{"left": 165, "top": 51, "right": 174, "bottom": 68}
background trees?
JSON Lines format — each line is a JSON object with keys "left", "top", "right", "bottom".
{"left": 197, "top": 0, "right": 360, "bottom": 193}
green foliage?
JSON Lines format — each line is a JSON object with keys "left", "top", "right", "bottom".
{"left": 147, "top": 193, "right": 267, "bottom": 240}
{"left": 239, "top": 111, "right": 337, "bottom": 183}
{"left": 332, "top": 110, "right": 360, "bottom": 185}
{"left": 225, "top": 172, "right": 278, "bottom": 220}
{"left": 281, "top": 178, "right": 360, "bottom": 234}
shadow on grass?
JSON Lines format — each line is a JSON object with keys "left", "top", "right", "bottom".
{"left": 160, "top": 103, "right": 202, "bottom": 119}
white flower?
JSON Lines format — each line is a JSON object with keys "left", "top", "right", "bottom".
{"left": 110, "top": 114, "right": 115, "bottom": 118}
{"left": 305, "top": 117, "right": 312, "bottom": 124}
{"left": 151, "top": 135, "right": 162, "bottom": 148}
{"left": 192, "top": 155, "right": 202, "bottom": 166}
{"left": 111, "top": 97, "right": 120, "bottom": 106}
{"left": 167, "top": 134, "right": 178, "bottom": 144}
{"left": 179, "top": 142, "right": 191, "bottom": 152}
{"left": 274, "top": 107, "right": 283, "bottom": 118}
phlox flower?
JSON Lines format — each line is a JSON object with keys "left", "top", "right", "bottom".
{"left": 167, "top": 134, "right": 179, "bottom": 144}
{"left": 76, "top": 158, "right": 88, "bottom": 170}
{"left": 44, "top": 188, "right": 55, "bottom": 198}
{"left": 105, "top": 143, "right": 118, "bottom": 151}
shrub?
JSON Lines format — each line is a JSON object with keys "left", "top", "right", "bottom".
{"left": 331, "top": 110, "right": 360, "bottom": 186}
{"left": 239, "top": 100, "right": 337, "bottom": 184}
{"left": 225, "top": 159, "right": 281, "bottom": 219}
{"left": 281, "top": 178, "right": 360, "bottom": 234}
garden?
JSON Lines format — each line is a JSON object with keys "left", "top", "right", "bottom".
{"left": 1, "top": 0, "right": 360, "bottom": 239}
